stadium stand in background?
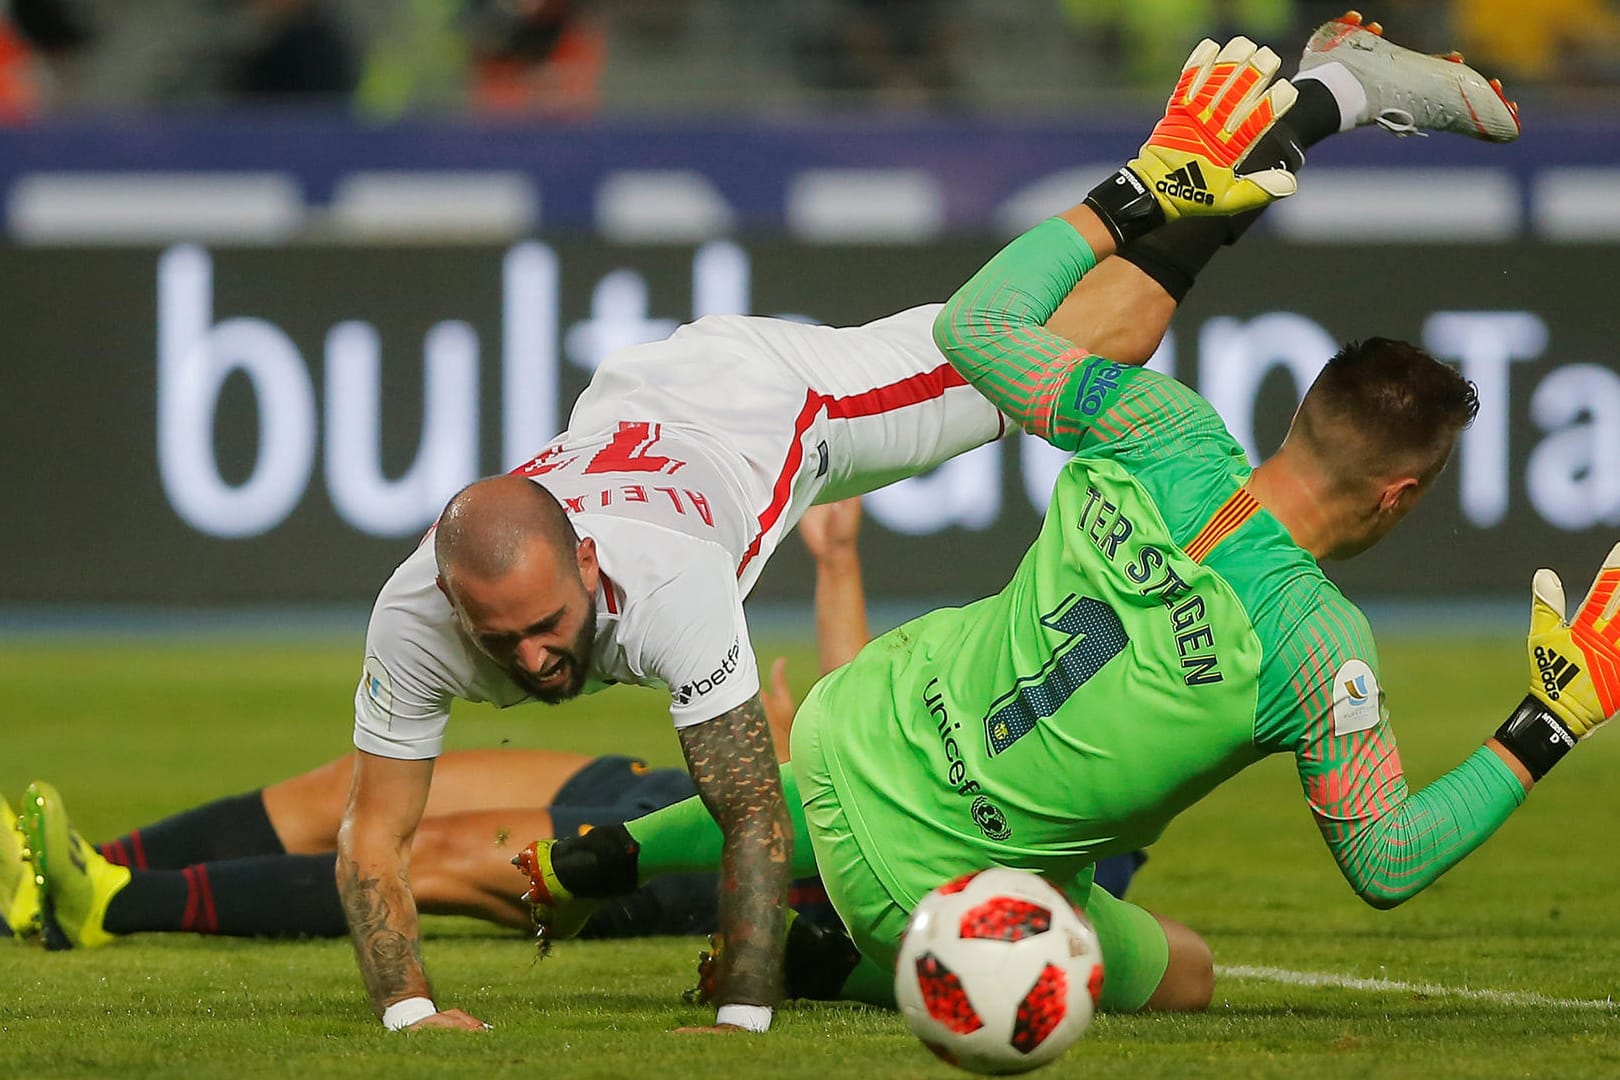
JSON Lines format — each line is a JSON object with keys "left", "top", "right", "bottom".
{"left": 2, "top": 0, "right": 1620, "bottom": 118}
{"left": 0, "top": 1, "right": 1615, "bottom": 614}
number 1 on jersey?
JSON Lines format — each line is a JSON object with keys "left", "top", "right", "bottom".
{"left": 984, "top": 594, "right": 1128, "bottom": 756}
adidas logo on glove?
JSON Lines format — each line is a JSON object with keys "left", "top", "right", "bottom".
{"left": 1536, "top": 645, "right": 1582, "bottom": 701}
{"left": 1155, "top": 161, "right": 1215, "bottom": 207}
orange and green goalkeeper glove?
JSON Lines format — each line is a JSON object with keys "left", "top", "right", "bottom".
{"left": 1085, "top": 36, "right": 1300, "bottom": 246}
{"left": 1495, "top": 544, "right": 1620, "bottom": 779}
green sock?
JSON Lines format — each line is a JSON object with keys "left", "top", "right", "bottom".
{"left": 838, "top": 954, "right": 898, "bottom": 1008}
{"left": 624, "top": 794, "right": 726, "bottom": 882}
{"left": 624, "top": 765, "right": 819, "bottom": 882}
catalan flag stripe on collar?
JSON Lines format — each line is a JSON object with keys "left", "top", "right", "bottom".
{"left": 1184, "top": 487, "right": 1260, "bottom": 564}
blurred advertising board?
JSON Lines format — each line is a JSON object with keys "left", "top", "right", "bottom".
{"left": 2, "top": 116, "right": 1615, "bottom": 243}
{"left": 3, "top": 238, "right": 1616, "bottom": 605}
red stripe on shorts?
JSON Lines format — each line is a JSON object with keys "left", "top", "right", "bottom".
{"left": 737, "top": 390, "right": 824, "bottom": 578}
{"left": 737, "top": 364, "right": 974, "bottom": 578}
{"left": 823, "top": 363, "right": 968, "bottom": 419}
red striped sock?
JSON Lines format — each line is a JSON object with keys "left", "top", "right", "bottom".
{"left": 99, "top": 830, "right": 149, "bottom": 869}
{"left": 179, "top": 865, "right": 218, "bottom": 934}
{"left": 96, "top": 791, "right": 282, "bottom": 871}
{"left": 100, "top": 838, "right": 130, "bottom": 866}
{"left": 104, "top": 855, "right": 347, "bottom": 938}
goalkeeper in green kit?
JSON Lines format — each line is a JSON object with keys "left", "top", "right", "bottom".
{"left": 519, "top": 32, "right": 1620, "bottom": 1022}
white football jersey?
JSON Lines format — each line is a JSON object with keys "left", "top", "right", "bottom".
{"left": 354, "top": 305, "right": 1008, "bottom": 760}
{"left": 355, "top": 423, "right": 764, "bottom": 760}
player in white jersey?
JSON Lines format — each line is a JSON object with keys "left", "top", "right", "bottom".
{"left": 344, "top": 305, "right": 1014, "bottom": 1035}
{"left": 6, "top": 502, "right": 874, "bottom": 950}
{"left": 354, "top": 304, "right": 1006, "bottom": 761}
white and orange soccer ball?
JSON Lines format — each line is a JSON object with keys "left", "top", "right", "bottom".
{"left": 894, "top": 867, "right": 1105, "bottom": 1075}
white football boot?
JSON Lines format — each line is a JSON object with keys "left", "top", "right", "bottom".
{"left": 1298, "top": 10, "right": 1520, "bottom": 142}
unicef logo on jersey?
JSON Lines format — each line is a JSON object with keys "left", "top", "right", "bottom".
{"left": 970, "top": 796, "right": 1011, "bottom": 842}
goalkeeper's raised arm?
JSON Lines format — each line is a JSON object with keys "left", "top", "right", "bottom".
{"left": 933, "top": 36, "right": 1298, "bottom": 446}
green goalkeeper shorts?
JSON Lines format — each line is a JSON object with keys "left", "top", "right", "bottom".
{"left": 789, "top": 688, "right": 1170, "bottom": 1012}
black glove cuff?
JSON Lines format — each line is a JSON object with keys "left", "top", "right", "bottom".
{"left": 1083, "top": 166, "right": 1167, "bottom": 248}
{"left": 1493, "top": 695, "right": 1577, "bottom": 781}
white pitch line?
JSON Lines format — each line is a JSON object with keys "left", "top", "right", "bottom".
{"left": 1218, "top": 964, "right": 1619, "bottom": 1012}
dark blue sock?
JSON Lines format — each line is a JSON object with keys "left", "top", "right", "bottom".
{"left": 105, "top": 853, "right": 345, "bottom": 937}
{"left": 1092, "top": 850, "right": 1148, "bottom": 900}
{"left": 99, "top": 791, "right": 284, "bottom": 870}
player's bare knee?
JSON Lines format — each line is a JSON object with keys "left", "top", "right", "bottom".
{"left": 406, "top": 817, "right": 533, "bottom": 927}
{"left": 263, "top": 756, "right": 355, "bottom": 852}
{"left": 1147, "top": 916, "right": 1214, "bottom": 1012}
{"left": 408, "top": 817, "right": 475, "bottom": 894}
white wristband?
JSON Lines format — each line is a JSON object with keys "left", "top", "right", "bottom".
{"left": 715, "top": 1003, "right": 772, "bottom": 1033}
{"left": 382, "top": 997, "right": 437, "bottom": 1031}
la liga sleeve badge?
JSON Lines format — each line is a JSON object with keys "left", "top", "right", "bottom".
{"left": 362, "top": 655, "right": 395, "bottom": 726}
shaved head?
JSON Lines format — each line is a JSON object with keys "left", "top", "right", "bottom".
{"left": 434, "top": 475, "right": 578, "bottom": 587}
{"left": 433, "top": 475, "right": 599, "bottom": 704}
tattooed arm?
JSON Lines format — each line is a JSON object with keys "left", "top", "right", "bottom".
{"left": 677, "top": 694, "right": 794, "bottom": 1026}
{"left": 336, "top": 750, "right": 487, "bottom": 1031}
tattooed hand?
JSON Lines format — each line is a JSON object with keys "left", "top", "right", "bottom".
{"left": 677, "top": 694, "right": 793, "bottom": 1014}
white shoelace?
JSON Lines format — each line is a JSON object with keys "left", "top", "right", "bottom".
{"left": 1376, "top": 108, "right": 1426, "bottom": 137}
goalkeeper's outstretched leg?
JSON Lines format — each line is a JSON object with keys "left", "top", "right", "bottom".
{"left": 1051, "top": 10, "right": 1520, "bottom": 364}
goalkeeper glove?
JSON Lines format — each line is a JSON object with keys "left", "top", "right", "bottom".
{"left": 1494, "top": 544, "right": 1620, "bottom": 780}
{"left": 1085, "top": 36, "right": 1300, "bottom": 247}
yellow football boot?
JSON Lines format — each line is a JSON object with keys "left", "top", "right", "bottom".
{"left": 513, "top": 839, "right": 601, "bottom": 952}
{"left": 1, "top": 795, "right": 41, "bottom": 940}
{"left": 18, "top": 781, "right": 130, "bottom": 949}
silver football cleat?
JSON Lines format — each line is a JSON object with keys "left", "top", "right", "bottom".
{"left": 1299, "top": 10, "right": 1520, "bottom": 142}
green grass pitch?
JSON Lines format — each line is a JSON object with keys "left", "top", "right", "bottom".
{"left": 5, "top": 628, "right": 1620, "bottom": 1078}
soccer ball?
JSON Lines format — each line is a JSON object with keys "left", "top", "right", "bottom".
{"left": 894, "top": 867, "right": 1104, "bottom": 1075}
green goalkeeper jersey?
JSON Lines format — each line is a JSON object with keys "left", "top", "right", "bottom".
{"left": 810, "top": 217, "right": 1524, "bottom": 910}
